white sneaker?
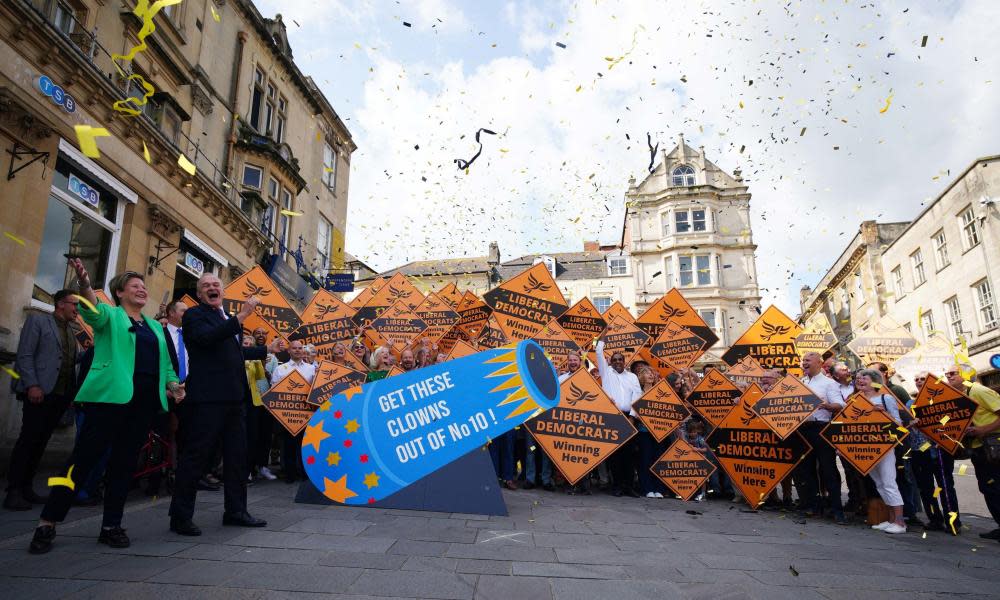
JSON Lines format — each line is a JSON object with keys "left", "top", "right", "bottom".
{"left": 871, "top": 521, "right": 891, "bottom": 531}
{"left": 259, "top": 467, "right": 277, "bottom": 481}
{"left": 884, "top": 523, "right": 907, "bottom": 534}
{"left": 694, "top": 493, "right": 705, "bottom": 502}
{"left": 653, "top": 492, "right": 664, "bottom": 499}
{"left": 646, "top": 492, "right": 657, "bottom": 498}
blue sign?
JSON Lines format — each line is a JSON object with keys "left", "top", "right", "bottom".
{"left": 36, "top": 75, "right": 76, "bottom": 113}
{"left": 326, "top": 273, "right": 354, "bottom": 292}
{"left": 68, "top": 173, "right": 99, "bottom": 206}
{"left": 991, "top": 354, "right": 1000, "bottom": 370}
{"left": 301, "top": 340, "right": 559, "bottom": 505}
{"left": 184, "top": 253, "right": 205, "bottom": 276}
{"left": 266, "top": 254, "right": 313, "bottom": 302}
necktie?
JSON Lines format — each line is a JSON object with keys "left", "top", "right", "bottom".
{"left": 176, "top": 328, "right": 187, "bottom": 381}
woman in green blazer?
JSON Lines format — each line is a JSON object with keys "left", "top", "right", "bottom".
{"left": 30, "top": 259, "right": 184, "bottom": 554}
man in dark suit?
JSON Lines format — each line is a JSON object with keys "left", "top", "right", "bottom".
{"left": 5, "top": 290, "right": 82, "bottom": 511}
{"left": 168, "top": 274, "right": 285, "bottom": 535}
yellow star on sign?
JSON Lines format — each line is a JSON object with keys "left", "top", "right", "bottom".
{"left": 322, "top": 474, "right": 357, "bottom": 503}
{"left": 345, "top": 419, "right": 360, "bottom": 434}
{"left": 326, "top": 451, "right": 341, "bottom": 466}
{"left": 363, "top": 472, "right": 380, "bottom": 489}
{"left": 303, "top": 421, "right": 331, "bottom": 452}
{"left": 342, "top": 385, "right": 364, "bottom": 402}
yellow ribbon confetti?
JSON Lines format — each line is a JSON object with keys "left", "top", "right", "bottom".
{"left": 178, "top": 153, "right": 197, "bottom": 176}
{"left": 74, "top": 125, "right": 111, "bottom": 158}
{"left": 142, "top": 141, "right": 151, "bottom": 164}
{"left": 879, "top": 94, "right": 893, "bottom": 114}
{"left": 947, "top": 511, "right": 958, "bottom": 535}
{"left": 280, "top": 209, "right": 303, "bottom": 217}
{"left": 73, "top": 294, "right": 98, "bottom": 313}
{"left": 112, "top": 0, "right": 184, "bottom": 63}
{"left": 1, "top": 366, "right": 19, "bottom": 379}
{"left": 112, "top": 74, "right": 155, "bottom": 116}
{"left": 933, "top": 486, "right": 942, "bottom": 498}
{"left": 4, "top": 232, "right": 25, "bottom": 246}
{"left": 210, "top": 4, "right": 220, "bottom": 22}
{"left": 48, "top": 465, "right": 75, "bottom": 491}
{"left": 918, "top": 441, "right": 931, "bottom": 452}
{"left": 958, "top": 464, "right": 968, "bottom": 476}
{"left": 940, "top": 415, "right": 950, "bottom": 426}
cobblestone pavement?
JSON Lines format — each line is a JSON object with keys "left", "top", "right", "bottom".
{"left": 0, "top": 475, "right": 998, "bottom": 600}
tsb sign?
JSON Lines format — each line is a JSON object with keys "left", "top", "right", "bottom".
{"left": 36, "top": 75, "right": 76, "bottom": 113}
{"left": 68, "top": 174, "right": 99, "bottom": 206}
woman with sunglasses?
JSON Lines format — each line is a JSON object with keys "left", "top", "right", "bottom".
{"left": 29, "top": 260, "right": 183, "bottom": 554}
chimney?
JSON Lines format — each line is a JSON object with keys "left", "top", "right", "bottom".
{"left": 583, "top": 240, "right": 600, "bottom": 252}
{"left": 799, "top": 285, "right": 813, "bottom": 311}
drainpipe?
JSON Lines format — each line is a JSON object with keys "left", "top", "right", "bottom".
{"left": 223, "top": 31, "right": 248, "bottom": 182}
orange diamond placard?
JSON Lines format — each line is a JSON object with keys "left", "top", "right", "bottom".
{"left": 821, "top": 393, "right": 908, "bottom": 475}
{"left": 721, "top": 306, "right": 803, "bottom": 376}
{"left": 650, "top": 438, "right": 717, "bottom": 501}
{"left": 483, "top": 263, "right": 569, "bottom": 341}
{"left": 349, "top": 276, "right": 384, "bottom": 310}
{"left": 751, "top": 375, "right": 822, "bottom": 439}
{"left": 456, "top": 291, "right": 491, "bottom": 340}
{"left": 223, "top": 265, "right": 302, "bottom": 334}
{"left": 307, "top": 360, "right": 367, "bottom": 406}
{"left": 706, "top": 384, "right": 812, "bottom": 509}
{"left": 602, "top": 300, "right": 634, "bottom": 325}
{"left": 686, "top": 368, "right": 742, "bottom": 432}
{"left": 846, "top": 317, "right": 918, "bottom": 368}
{"left": 477, "top": 316, "right": 510, "bottom": 349}
{"left": 443, "top": 339, "right": 478, "bottom": 361}
{"left": 532, "top": 320, "right": 581, "bottom": 371}
{"left": 632, "top": 380, "right": 690, "bottom": 442}
{"left": 911, "top": 376, "right": 979, "bottom": 455}
{"left": 599, "top": 316, "right": 650, "bottom": 365}
{"left": 629, "top": 347, "right": 676, "bottom": 380}
{"left": 726, "top": 355, "right": 768, "bottom": 387}
{"left": 369, "top": 301, "right": 427, "bottom": 353}
{"left": 261, "top": 370, "right": 317, "bottom": 435}
{"left": 354, "top": 273, "right": 423, "bottom": 327}
{"left": 557, "top": 298, "right": 608, "bottom": 350}
{"left": 290, "top": 289, "right": 357, "bottom": 362}
{"left": 794, "top": 313, "right": 838, "bottom": 358}
{"left": 413, "top": 292, "right": 460, "bottom": 345}
{"left": 241, "top": 313, "right": 284, "bottom": 347}
{"left": 649, "top": 321, "right": 707, "bottom": 371}
{"left": 526, "top": 369, "right": 637, "bottom": 485}
{"left": 436, "top": 282, "right": 464, "bottom": 309}
{"left": 636, "top": 289, "right": 719, "bottom": 352}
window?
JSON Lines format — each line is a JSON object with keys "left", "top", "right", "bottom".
{"left": 679, "top": 255, "right": 711, "bottom": 286}
{"left": 53, "top": 1, "right": 78, "bottom": 35}
{"left": 853, "top": 269, "right": 864, "bottom": 304}
{"left": 279, "top": 189, "right": 293, "bottom": 251}
{"left": 264, "top": 83, "right": 276, "bottom": 134}
{"left": 699, "top": 308, "right": 717, "bottom": 333}
{"left": 608, "top": 256, "right": 628, "bottom": 276}
{"left": 973, "top": 279, "right": 998, "bottom": 331}
{"left": 124, "top": 75, "right": 156, "bottom": 119}
{"left": 162, "top": 2, "right": 179, "bottom": 22}
{"left": 960, "top": 207, "right": 980, "bottom": 250}
{"left": 910, "top": 249, "right": 926, "bottom": 286}
{"left": 891, "top": 266, "right": 904, "bottom": 299}
{"left": 663, "top": 256, "right": 674, "bottom": 288}
{"left": 317, "top": 218, "right": 332, "bottom": 270}
{"left": 920, "top": 310, "right": 935, "bottom": 340}
{"left": 322, "top": 143, "right": 337, "bottom": 191}
{"left": 715, "top": 255, "right": 723, "bottom": 288}
{"left": 660, "top": 212, "right": 671, "bottom": 236}
{"left": 241, "top": 164, "right": 263, "bottom": 189}
{"left": 945, "top": 297, "right": 964, "bottom": 341}
{"left": 592, "top": 296, "right": 612, "bottom": 314}
{"left": 275, "top": 96, "right": 287, "bottom": 143}
{"left": 674, "top": 209, "right": 707, "bottom": 234}
{"left": 533, "top": 256, "right": 557, "bottom": 278}
{"left": 249, "top": 68, "right": 265, "bottom": 130}
{"left": 671, "top": 165, "right": 696, "bottom": 186}
{"left": 839, "top": 284, "right": 849, "bottom": 307}
{"left": 261, "top": 177, "right": 278, "bottom": 235}
{"left": 675, "top": 211, "right": 690, "bottom": 233}
{"left": 159, "top": 105, "right": 182, "bottom": 145}
{"left": 932, "top": 230, "right": 950, "bottom": 270}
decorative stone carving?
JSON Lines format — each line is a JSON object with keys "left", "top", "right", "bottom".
{"left": 0, "top": 88, "right": 54, "bottom": 144}
{"left": 190, "top": 83, "right": 213, "bottom": 116}
{"left": 148, "top": 204, "right": 182, "bottom": 241}
{"left": 228, "top": 264, "right": 243, "bottom": 280}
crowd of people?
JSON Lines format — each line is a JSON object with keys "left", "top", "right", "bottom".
{"left": 4, "top": 261, "right": 999, "bottom": 555}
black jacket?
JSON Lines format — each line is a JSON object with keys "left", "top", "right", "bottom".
{"left": 181, "top": 303, "right": 266, "bottom": 404}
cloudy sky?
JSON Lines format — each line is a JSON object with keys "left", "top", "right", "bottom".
{"left": 257, "top": 0, "right": 999, "bottom": 314}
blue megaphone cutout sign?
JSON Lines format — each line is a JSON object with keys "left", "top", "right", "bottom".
{"left": 301, "top": 340, "right": 559, "bottom": 505}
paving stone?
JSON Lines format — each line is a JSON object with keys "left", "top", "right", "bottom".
{"left": 347, "top": 569, "right": 477, "bottom": 599}
{"left": 532, "top": 532, "right": 618, "bottom": 549}
{"left": 228, "top": 563, "right": 363, "bottom": 593}
{"left": 146, "top": 559, "right": 254, "bottom": 585}
{"left": 474, "top": 574, "right": 551, "bottom": 600}
{"left": 225, "top": 546, "right": 327, "bottom": 564}
{"left": 549, "top": 578, "right": 683, "bottom": 600}
{"left": 75, "top": 555, "right": 187, "bottom": 581}
{"left": 0, "top": 551, "right": 117, "bottom": 579}
{"left": 473, "top": 529, "right": 534, "bottom": 545}
{"left": 401, "top": 555, "right": 459, "bottom": 572}
{"left": 282, "top": 518, "right": 373, "bottom": 536}
{"left": 0, "top": 575, "right": 100, "bottom": 599}
{"left": 696, "top": 553, "right": 773, "bottom": 571}
{"left": 444, "top": 542, "right": 558, "bottom": 562}
{"left": 388, "top": 538, "right": 451, "bottom": 556}
{"left": 513, "top": 561, "right": 628, "bottom": 579}
{"left": 318, "top": 550, "right": 408, "bottom": 570}
{"left": 173, "top": 543, "right": 246, "bottom": 561}
{"left": 455, "top": 559, "right": 512, "bottom": 575}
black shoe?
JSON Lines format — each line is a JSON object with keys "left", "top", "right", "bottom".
{"left": 169, "top": 518, "right": 202, "bottom": 536}
{"left": 978, "top": 528, "right": 1000, "bottom": 540}
{"left": 905, "top": 517, "right": 924, "bottom": 527}
{"left": 3, "top": 490, "right": 32, "bottom": 511}
{"left": 28, "top": 525, "right": 56, "bottom": 554}
{"left": 98, "top": 526, "right": 130, "bottom": 548}
{"left": 21, "top": 488, "right": 48, "bottom": 504}
{"left": 222, "top": 511, "right": 267, "bottom": 527}
{"left": 196, "top": 478, "right": 220, "bottom": 492}
{"left": 624, "top": 489, "right": 641, "bottom": 498}
{"left": 925, "top": 521, "right": 945, "bottom": 532}
{"left": 834, "top": 511, "right": 849, "bottom": 525}
{"left": 612, "top": 489, "right": 624, "bottom": 497}
{"left": 543, "top": 483, "right": 556, "bottom": 492}
{"left": 522, "top": 481, "right": 536, "bottom": 490}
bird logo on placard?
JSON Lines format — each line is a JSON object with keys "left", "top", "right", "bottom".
{"left": 927, "top": 388, "right": 944, "bottom": 399}
{"left": 314, "top": 303, "right": 338, "bottom": 318}
{"left": 243, "top": 280, "right": 271, "bottom": 298}
{"left": 847, "top": 405, "right": 875, "bottom": 419}
{"left": 425, "top": 298, "right": 441, "bottom": 309}
{"left": 674, "top": 447, "right": 691, "bottom": 458}
{"left": 320, "top": 368, "right": 336, "bottom": 378}
{"left": 777, "top": 382, "right": 798, "bottom": 394}
{"left": 654, "top": 387, "right": 673, "bottom": 400}
{"left": 565, "top": 383, "right": 598, "bottom": 406}
{"left": 288, "top": 379, "right": 305, "bottom": 390}
{"left": 522, "top": 273, "right": 552, "bottom": 293}
{"left": 760, "top": 321, "right": 790, "bottom": 341}
{"left": 707, "top": 374, "right": 724, "bottom": 387}
{"left": 577, "top": 306, "right": 593, "bottom": 315}
{"left": 659, "top": 305, "right": 688, "bottom": 320}
{"left": 387, "top": 285, "right": 412, "bottom": 301}
{"left": 739, "top": 405, "right": 756, "bottom": 426}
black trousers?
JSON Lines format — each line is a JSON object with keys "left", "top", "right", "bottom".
{"left": 795, "top": 422, "right": 843, "bottom": 512}
{"left": 169, "top": 402, "right": 248, "bottom": 521}
{"left": 636, "top": 431, "right": 668, "bottom": 495}
{"left": 910, "top": 448, "right": 958, "bottom": 526}
{"left": 609, "top": 437, "right": 638, "bottom": 492}
{"left": 971, "top": 449, "right": 1000, "bottom": 527}
{"left": 6, "top": 392, "right": 71, "bottom": 492}
{"left": 40, "top": 375, "right": 160, "bottom": 527}
{"left": 246, "top": 405, "right": 274, "bottom": 472}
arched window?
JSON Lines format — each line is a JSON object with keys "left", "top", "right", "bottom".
{"left": 671, "top": 165, "right": 696, "bottom": 187}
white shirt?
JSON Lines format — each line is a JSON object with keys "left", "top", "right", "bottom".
{"left": 801, "top": 371, "right": 845, "bottom": 422}
{"left": 272, "top": 359, "right": 317, "bottom": 385}
{"left": 166, "top": 322, "right": 189, "bottom": 379}
{"left": 595, "top": 342, "right": 642, "bottom": 415}
{"left": 836, "top": 381, "right": 854, "bottom": 402}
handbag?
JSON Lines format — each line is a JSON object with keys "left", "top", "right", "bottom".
{"left": 980, "top": 434, "right": 1000, "bottom": 465}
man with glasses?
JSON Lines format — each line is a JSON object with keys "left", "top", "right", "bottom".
{"left": 5, "top": 290, "right": 82, "bottom": 511}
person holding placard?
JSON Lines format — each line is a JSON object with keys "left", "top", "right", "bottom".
{"left": 797, "top": 352, "right": 848, "bottom": 524}
{"left": 908, "top": 372, "right": 958, "bottom": 533}
{"left": 855, "top": 369, "right": 907, "bottom": 534}
{"left": 595, "top": 340, "right": 642, "bottom": 498}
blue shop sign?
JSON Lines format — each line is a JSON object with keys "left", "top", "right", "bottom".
{"left": 68, "top": 173, "right": 99, "bottom": 206}
{"left": 36, "top": 75, "right": 76, "bottom": 113}
{"left": 325, "top": 273, "right": 355, "bottom": 292}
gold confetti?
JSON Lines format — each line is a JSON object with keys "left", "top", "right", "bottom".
{"left": 142, "top": 141, "right": 151, "bottom": 164}
{"left": 48, "top": 465, "right": 75, "bottom": 491}
{"left": 74, "top": 294, "right": 98, "bottom": 313}
{"left": 74, "top": 125, "right": 111, "bottom": 158}
{"left": 178, "top": 153, "right": 197, "bottom": 176}
{"left": 948, "top": 511, "right": 958, "bottom": 535}
{"left": 879, "top": 94, "right": 893, "bottom": 113}
{"left": 933, "top": 486, "right": 942, "bottom": 498}
{"left": 210, "top": 4, "right": 220, "bottom": 22}
{"left": 4, "top": 232, "right": 25, "bottom": 246}
{"left": 958, "top": 464, "right": 968, "bottom": 476}
{"left": 1, "top": 366, "right": 19, "bottom": 379}
{"left": 918, "top": 441, "right": 931, "bottom": 452}
{"left": 940, "top": 415, "right": 950, "bottom": 425}
{"left": 280, "top": 210, "right": 303, "bottom": 217}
